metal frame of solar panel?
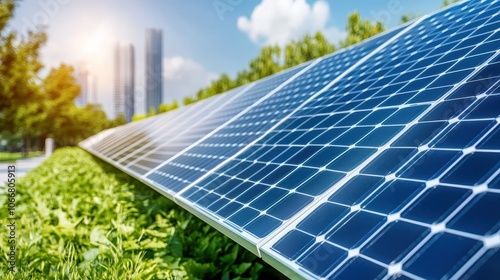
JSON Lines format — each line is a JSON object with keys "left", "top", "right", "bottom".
{"left": 80, "top": 0, "right": 500, "bottom": 279}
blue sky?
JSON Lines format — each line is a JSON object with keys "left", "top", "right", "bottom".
{"left": 10, "top": 0, "right": 445, "bottom": 117}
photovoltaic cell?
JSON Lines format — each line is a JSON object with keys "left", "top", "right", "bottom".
{"left": 80, "top": 1, "right": 500, "bottom": 279}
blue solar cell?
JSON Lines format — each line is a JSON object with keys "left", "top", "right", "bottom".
{"left": 297, "top": 242, "right": 347, "bottom": 277}
{"left": 228, "top": 207, "right": 260, "bottom": 227}
{"left": 441, "top": 152, "right": 500, "bottom": 186}
{"left": 260, "top": 165, "right": 296, "bottom": 185}
{"left": 420, "top": 97, "right": 474, "bottom": 121}
{"left": 448, "top": 192, "right": 500, "bottom": 235}
{"left": 470, "top": 61, "right": 500, "bottom": 81}
{"left": 303, "top": 146, "right": 347, "bottom": 168}
{"left": 477, "top": 125, "right": 500, "bottom": 149}
{"left": 329, "top": 175, "right": 384, "bottom": 206}
{"left": 286, "top": 146, "right": 322, "bottom": 165}
{"left": 277, "top": 167, "right": 318, "bottom": 190}
{"left": 310, "top": 127, "right": 349, "bottom": 145}
{"left": 329, "top": 257, "right": 387, "bottom": 280}
{"left": 361, "top": 221, "right": 430, "bottom": 264}
{"left": 399, "top": 150, "right": 461, "bottom": 180}
{"left": 235, "top": 184, "right": 268, "bottom": 204}
{"left": 327, "top": 148, "right": 377, "bottom": 172}
{"left": 433, "top": 120, "right": 494, "bottom": 149}
{"left": 244, "top": 215, "right": 282, "bottom": 238}
{"left": 392, "top": 121, "right": 446, "bottom": 147}
{"left": 272, "top": 230, "right": 315, "bottom": 260}
{"left": 249, "top": 188, "right": 288, "bottom": 210}
{"left": 326, "top": 211, "right": 386, "bottom": 248}
{"left": 465, "top": 94, "right": 500, "bottom": 119}
{"left": 448, "top": 77, "right": 493, "bottom": 98}
{"left": 331, "top": 127, "right": 374, "bottom": 146}
{"left": 363, "top": 180, "right": 425, "bottom": 214}
{"left": 462, "top": 248, "right": 500, "bottom": 280}
{"left": 267, "top": 193, "right": 313, "bottom": 220}
{"left": 403, "top": 233, "right": 482, "bottom": 279}
{"left": 357, "top": 125, "right": 404, "bottom": 146}
{"left": 297, "top": 203, "right": 349, "bottom": 236}
{"left": 296, "top": 170, "right": 345, "bottom": 196}
{"left": 401, "top": 186, "right": 471, "bottom": 224}
{"left": 217, "top": 202, "right": 243, "bottom": 218}
{"left": 361, "top": 148, "right": 416, "bottom": 176}
{"left": 358, "top": 108, "right": 398, "bottom": 125}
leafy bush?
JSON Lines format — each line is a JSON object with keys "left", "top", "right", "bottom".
{"left": 0, "top": 147, "right": 281, "bottom": 279}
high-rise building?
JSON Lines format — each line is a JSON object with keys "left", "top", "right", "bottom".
{"left": 114, "top": 43, "right": 135, "bottom": 122}
{"left": 75, "top": 64, "right": 89, "bottom": 107}
{"left": 145, "top": 29, "right": 163, "bottom": 113}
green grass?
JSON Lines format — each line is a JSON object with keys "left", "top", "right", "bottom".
{"left": 0, "top": 147, "right": 281, "bottom": 279}
{"left": 0, "top": 151, "right": 44, "bottom": 162}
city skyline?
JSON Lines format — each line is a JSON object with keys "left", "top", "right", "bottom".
{"left": 145, "top": 28, "right": 163, "bottom": 113}
{"left": 10, "top": 0, "right": 445, "bottom": 118}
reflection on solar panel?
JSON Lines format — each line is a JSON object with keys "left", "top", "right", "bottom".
{"left": 81, "top": 1, "right": 500, "bottom": 278}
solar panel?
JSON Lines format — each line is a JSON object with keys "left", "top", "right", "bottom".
{"left": 80, "top": 0, "right": 500, "bottom": 278}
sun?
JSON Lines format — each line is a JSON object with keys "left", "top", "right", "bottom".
{"left": 81, "top": 26, "right": 110, "bottom": 58}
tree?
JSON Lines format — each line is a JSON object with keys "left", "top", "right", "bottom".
{"left": 284, "top": 31, "right": 336, "bottom": 68}
{"left": 109, "top": 113, "right": 127, "bottom": 127}
{"left": 442, "top": 0, "right": 460, "bottom": 8}
{"left": 147, "top": 107, "right": 156, "bottom": 117}
{"left": 158, "top": 100, "right": 179, "bottom": 114}
{"left": 41, "top": 64, "right": 81, "bottom": 140}
{"left": 341, "top": 11, "right": 386, "bottom": 48}
{"left": 0, "top": 0, "right": 47, "bottom": 155}
{"left": 183, "top": 96, "right": 197, "bottom": 106}
{"left": 400, "top": 13, "right": 420, "bottom": 24}
{"left": 132, "top": 114, "right": 147, "bottom": 122}
{"left": 40, "top": 64, "right": 111, "bottom": 146}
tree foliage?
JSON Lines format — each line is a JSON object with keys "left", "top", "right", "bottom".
{"left": 0, "top": 1, "right": 114, "bottom": 151}
{"left": 341, "top": 11, "right": 386, "bottom": 48}
{"left": 0, "top": 0, "right": 47, "bottom": 153}
{"left": 177, "top": 11, "right": 383, "bottom": 107}
{"left": 442, "top": 0, "right": 460, "bottom": 8}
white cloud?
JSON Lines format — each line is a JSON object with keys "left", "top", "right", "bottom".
{"left": 163, "top": 57, "right": 218, "bottom": 103}
{"left": 237, "top": 0, "right": 345, "bottom": 46}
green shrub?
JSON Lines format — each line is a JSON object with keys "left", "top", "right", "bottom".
{"left": 0, "top": 147, "right": 281, "bottom": 279}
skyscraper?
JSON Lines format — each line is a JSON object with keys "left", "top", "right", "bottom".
{"left": 145, "top": 29, "right": 163, "bottom": 113}
{"left": 75, "top": 63, "right": 89, "bottom": 107}
{"left": 114, "top": 43, "right": 135, "bottom": 122}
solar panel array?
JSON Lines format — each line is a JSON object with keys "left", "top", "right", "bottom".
{"left": 81, "top": 0, "right": 500, "bottom": 278}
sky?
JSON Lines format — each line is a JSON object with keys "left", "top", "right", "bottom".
{"left": 9, "top": 0, "right": 445, "bottom": 118}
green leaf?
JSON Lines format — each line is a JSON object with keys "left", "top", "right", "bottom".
{"left": 232, "top": 262, "right": 252, "bottom": 275}
{"left": 83, "top": 248, "right": 99, "bottom": 262}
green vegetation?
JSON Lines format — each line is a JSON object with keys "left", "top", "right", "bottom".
{"left": 0, "top": 0, "right": 123, "bottom": 153}
{"left": 0, "top": 148, "right": 279, "bottom": 279}
{"left": 442, "top": 0, "right": 461, "bottom": 8}
{"left": 0, "top": 151, "right": 43, "bottom": 162}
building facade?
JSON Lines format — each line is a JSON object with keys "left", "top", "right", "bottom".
{"left": 114, "top": 43, "right": 135, "bottom": 122}
{"left": 145, "top": 29, "right": 163, "bottom": 113}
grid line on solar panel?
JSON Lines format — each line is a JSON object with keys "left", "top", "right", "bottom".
{"left": 88, "top": 118, "right": 154, "bottom": 153}
{"left": 114, "top": 85, "right": 252, "bottom": 168}
{"left": 141, "top": 19, "right": 418, "bottom": 258}
{"left": 129, "top": 61, "right": 313, "bottom": 175}
{"left": 111, "top": 87, "right": 244, "bottom": 164}
{"left": 101, "top": 95, "right": 232, "bottom": 159}
{"left": 256, "top": 1, "right": 500, "bottom": 278}
{"left": 90, "top": 108, "right": 194, "bottom": 157}
{"left": 147, "top": 23, "right": 410, "bottom": 202}
{"left": 79, "top": 0, "right": 500, "bottom": 279}
{"left": 141, "top": 60, "right": 320, "bottom": 193}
